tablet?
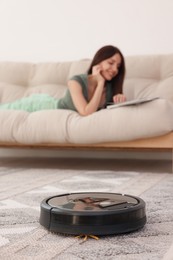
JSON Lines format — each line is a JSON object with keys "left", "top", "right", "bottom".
{"left": 107, "top": 97, "right": 159, "bottom": 109}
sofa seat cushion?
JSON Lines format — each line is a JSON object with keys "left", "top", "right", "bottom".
{"left": 0, "top": 109, "right": 74, "bottom": 144}
{"left": 66, "top": 99, "right": 173, "bottom": 144}
{"left": 0, "top": 99, "right": 172, "bottom": 145}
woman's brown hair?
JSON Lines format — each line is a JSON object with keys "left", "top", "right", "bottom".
{"left": 87, "top": 45, "right": 126, "bottom": 97}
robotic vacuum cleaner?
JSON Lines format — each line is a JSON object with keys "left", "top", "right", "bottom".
{"left": 40, "top": 192, "right": 146, "bottom": 235}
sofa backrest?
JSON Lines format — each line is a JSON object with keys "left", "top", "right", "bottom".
{"left": 0, "top": 54, "right": 172, "bottom": 103}
{"left": 124, "top": 54, "right": 173, "bottom": 102}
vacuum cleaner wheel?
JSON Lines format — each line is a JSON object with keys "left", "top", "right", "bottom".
{"left": 40, "top": 192, "right": 146, "bottom": 235}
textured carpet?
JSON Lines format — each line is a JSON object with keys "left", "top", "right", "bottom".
{"left": 0, "top": 159, "right": 173, "bottom": 260}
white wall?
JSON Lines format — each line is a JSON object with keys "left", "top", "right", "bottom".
{"left": 0, "top": 0, "right": 173, "bottom": 62}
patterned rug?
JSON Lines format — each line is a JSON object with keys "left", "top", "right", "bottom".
{"left": 0, "top": 159, "right": 173, "bottom": 260}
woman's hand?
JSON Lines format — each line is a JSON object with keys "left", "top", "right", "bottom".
{"left": 92, "top": 65, "right": 105, "bottom": 85}
{"left": 113, "top": 94, "right": 126, "bottom": 103}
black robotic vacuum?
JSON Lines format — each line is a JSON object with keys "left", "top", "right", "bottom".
{"left": 40, "top": 192, "right": 146, "bottom": 235}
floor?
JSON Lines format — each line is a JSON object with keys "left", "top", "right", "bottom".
{"left": 0, "top": 156, "right": 172, "bottom": 259}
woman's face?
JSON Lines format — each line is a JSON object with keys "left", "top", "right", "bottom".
{"left": 99, "top": 53, "right": 122, "bottom": 81}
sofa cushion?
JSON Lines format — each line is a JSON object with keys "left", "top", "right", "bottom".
{"left": 29, "top": 62, "right": 72, "bottom": 86}
{"left": 0, "top": 83, "right": 66, "bottom": 103}
{"left": 0, "top": 62, "right": 32, "bottom": 86}
{"left": 0, "top": 110, "right": 28, "bottom": 143}
{"left": 24, "top": 84, "right": 66, "bottom": 99}
{"left": 0, "top": 83, "right": 26, "bottom": 103}
{"left": 68, "top": 59, "right": 90, "bottom": 79}
{"left": 1, "top": 99, "right": 172, "bottom": 145}
{"left": 0, "top": 109, "right": 74, "bottom": 144}
{"left": 66, "top": 99, "right": 173, "bottom": 144}
{"left": 124, "top": 54, "right": 173, "bottom": 102}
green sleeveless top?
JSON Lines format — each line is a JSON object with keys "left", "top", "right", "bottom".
{"left": 57, "top": 74, "right": 113, "bottom": 111}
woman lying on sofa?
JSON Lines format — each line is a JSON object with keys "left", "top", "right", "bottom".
{"left": 0, "top": 45, "right": 126, "bottom": 116}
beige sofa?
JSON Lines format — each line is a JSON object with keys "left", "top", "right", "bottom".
{"left": 0, "top": 54, "right": 173, "bottom": 165}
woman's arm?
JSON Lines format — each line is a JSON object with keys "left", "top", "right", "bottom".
{"left": 68, "top": 79, "right": 104, "bottom": 116}
{"left": 68, "top": 65, "right": 105, "bottom": 116}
